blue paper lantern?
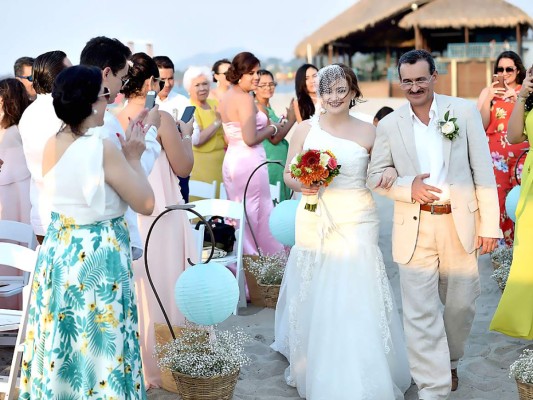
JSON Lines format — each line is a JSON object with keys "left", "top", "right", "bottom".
{"left": 269, "top": 199, "right": 298, "bottom": 246}
{"left": 175, "top": 262, "right": 239, "bottom": 325}
{"left": 505, "top": 185, "right": 521, "bottom": 223}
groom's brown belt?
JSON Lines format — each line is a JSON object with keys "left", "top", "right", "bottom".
{"left": 420, "top": 203, "right": 452, "bottom": 215}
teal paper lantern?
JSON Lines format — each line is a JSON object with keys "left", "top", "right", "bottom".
{"left": 175, "top": 262, "right": 239, "bottom": 325}
{"left": 269, "top": 199, "right": 298, "bottom": 246}
{"left": 505, "top": 185, "right": 521, "bottom": 223}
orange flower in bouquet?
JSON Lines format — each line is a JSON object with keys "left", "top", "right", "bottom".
{"left": 289, "top": 149, "right": 341, "bottom": 211}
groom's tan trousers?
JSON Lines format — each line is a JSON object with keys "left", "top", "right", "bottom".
{"left": 398, "top": 211, "right": 479, "bottom": 400}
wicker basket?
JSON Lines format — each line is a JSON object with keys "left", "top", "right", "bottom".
{"left": 172, "top": 368, "right": 239, "bottom": 400}
{"left": 517, "top": 380, "right": 533, "bottom": 400}
{"left": 257, "top": 282, "right": 281, "bottom": 309}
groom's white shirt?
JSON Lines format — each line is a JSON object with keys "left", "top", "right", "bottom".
{"left": 409, "top": 98, "right": 450, "bottom": 203}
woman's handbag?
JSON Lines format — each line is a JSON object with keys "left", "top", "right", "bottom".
{"left": 195, "top": 216, "right": 236, "bottom": 252}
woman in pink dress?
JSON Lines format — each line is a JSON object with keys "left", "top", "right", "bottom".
{"left": 0, "top": 78, "right": 31, "bottom": 310}
{"left": 218, "top": 52, "right": 285, "bottom": 256}
{"left": 118, "top": 52, "right": 196, "bottom": 390}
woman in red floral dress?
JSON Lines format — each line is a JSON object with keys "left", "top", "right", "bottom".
{"left": 477, "top": 51, "right": 529, "bottom": 246}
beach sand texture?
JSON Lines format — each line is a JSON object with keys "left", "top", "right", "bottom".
{"left": 1, "top": 143, "right": 531, "bottom": 400}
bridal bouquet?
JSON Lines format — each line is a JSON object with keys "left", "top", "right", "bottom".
{"left": 290, "top": 149, "right": 341, "bottom": 212}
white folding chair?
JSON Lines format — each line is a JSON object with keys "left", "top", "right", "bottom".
{"left": 188, "top": 199, "right": 246, "bottom": 314}
{"left": 0, "top": 221, "right": 38, "bottom": 317}
{"left": 0, "top": 242, "right": 39, "bottom": 399}
{"left": 270, "top": 181, "right": 281, "bottom": 204}
{"left": 189, "top": 180, "right": 217, "bottom": 200}
{"left": 219, "top": 182, "right": 228, "bottom": 200}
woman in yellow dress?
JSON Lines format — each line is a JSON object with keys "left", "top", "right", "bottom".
{"left": 183, "top": 66, "right": 225, "bottom": 198}
{"left": 490, "top": 65, "right": 533, "bottom": 339}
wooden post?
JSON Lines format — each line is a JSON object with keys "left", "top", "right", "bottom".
{"left": 464, "top": 27, "right": 469, "bottom": 44}
{"left": 306, "top": 43, "right": 313, "bottom": 64}
{"left": 516, "top": 25, "right": 522, "bottom": 57}
{"left": 328, "top": 44, "right": 333, "bottom": 64}
{"left": 386, "top": 46, "right": 391, "bottom": 67}
{"left": 451, "top": 59, "right": 458, "bottom": 97}
{"left": 415, "top": 25, "right": 422, "bottom": 50}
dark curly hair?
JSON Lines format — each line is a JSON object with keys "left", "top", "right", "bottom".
{"left": 52, "top": 65, "right": 102, "bottom": 136}
{"left": 295, "top": 64, "right": 318, "bottom": 120}
{"left": 225, "top": 52, "right": 260, "bottom": 85}
{"left": 121, "top": 52, "right": 159, "bottom": 98}
{"left": 0, "top": 78, "right": 30, "bottom": 128}
{"left": 494, "top": 51, "right": 527, "bottom": 85}
{"left": 33, "top": 50, "right": 68, "bottom": 95}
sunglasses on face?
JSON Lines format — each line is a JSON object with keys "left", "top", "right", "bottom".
{"left": 153, "top": 78, "right": 165, "bottom": 91}
{"left": 16, "top": 75, "right": 33, "bottom": 82}
{"left": 496, "top": 66, "right": 516, "bottom": 74}
{"left": 98, "top": 87, "right": 111, "bottom": 101}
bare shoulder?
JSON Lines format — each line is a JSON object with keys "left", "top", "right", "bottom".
{"left": 350, "top": 116, "right": 376, "bottom": 149}
{"left": 292, "top": 120, "right": 312, "bottom": 141}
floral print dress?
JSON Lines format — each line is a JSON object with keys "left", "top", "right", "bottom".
{"left": 19, "top": 135, "right": 146, "bottom": 399}
{"left": 486, "top": 91, "right": 529, "bottom": 246}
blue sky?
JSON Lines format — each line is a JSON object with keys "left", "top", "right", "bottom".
{"left": 1, "top": 0, "right": 532, "bottom": 76}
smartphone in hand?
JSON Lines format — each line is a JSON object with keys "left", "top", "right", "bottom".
{"left": 493, "top": 74, "right": 505, "bottom": 89}
{"left": 145, "top": 91, "right": 157, "bottom": 109}
{"left": 181, "top": 105, "right": 196, "bottom": 123}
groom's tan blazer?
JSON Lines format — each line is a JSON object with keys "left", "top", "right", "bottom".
{"left": 367, "top": 93, "right": 501, "bottom": 265}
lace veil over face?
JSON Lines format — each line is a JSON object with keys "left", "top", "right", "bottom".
{"left": 316, "top": 65, "right": 350, "bottom": 109}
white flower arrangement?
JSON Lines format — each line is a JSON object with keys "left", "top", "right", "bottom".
{"left": 155, "top": 325, "right": 251, "bottom": 378}
{"left": 510, "top": 348, "right": 533, "bottom": 384}
{"left": 246, "top": 250, "right": 288, "bottom": 285}
{"left": 490, "top": 246, "right": 513, "bottom": 290}
{"left": 438, "top": 110, "right": 459, "bottom": 140}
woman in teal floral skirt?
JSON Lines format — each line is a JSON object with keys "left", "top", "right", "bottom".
{"left": 19, "top": 65, "right": 155, "bottom": 399}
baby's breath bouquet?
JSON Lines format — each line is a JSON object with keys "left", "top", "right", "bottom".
{"left": 510, "top": 348, "right": 533, "bottom": 384}
{"left": 246, "top": 250, "right": 287, "bottom": 285}
{"left": 490, "top": 247, "right": 513, "bottom": 291}
{"left": 155, "top": 325, "right": 251, "bottom": 378}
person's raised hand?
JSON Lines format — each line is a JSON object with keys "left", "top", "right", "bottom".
{"left": 144, "top": 105, "right": 161, "bottom": 130}
{"left": 118, "top": 118, "right": 148, "bottom": 161}
{"left": 411, "top": 173, "right": 442, "bottom": 204}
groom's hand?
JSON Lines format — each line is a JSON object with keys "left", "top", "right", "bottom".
{"left": 411, "top": 173, "right": 442, "bottom": 204}
{"left": 476, "top": 236, "right": 498, "bottom": 254}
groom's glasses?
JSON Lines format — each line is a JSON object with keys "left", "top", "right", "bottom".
{"left": 399, "top": 76, "right": 434, "bottom": 91}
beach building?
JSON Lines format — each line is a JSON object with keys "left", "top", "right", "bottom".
{"left": 295, "top": 0, "right": 533, "bottom": 97}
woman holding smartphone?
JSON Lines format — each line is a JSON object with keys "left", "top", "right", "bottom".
{"left": 476, "top": 51, "right": 529, "bottom": 246}
{"left": 490, "top": 65, "right": 533, "bottom": 340}
{"left": 118, "top": 52, "right": 196, "bottom": 390}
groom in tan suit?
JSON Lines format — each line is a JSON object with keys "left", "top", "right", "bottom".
{"left": 368, "top": 50, "right": 501, "bottom": 400}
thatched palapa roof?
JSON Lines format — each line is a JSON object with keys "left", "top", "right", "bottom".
{"left": 294, "top": 0, "right": 431, "bottom": 58}
{"left": 399, "top": 0, "right": 533, "bottom": 29}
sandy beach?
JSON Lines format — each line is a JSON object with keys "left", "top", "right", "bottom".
{"left": 1, "top": 106, "right": 531, "bottom": 400}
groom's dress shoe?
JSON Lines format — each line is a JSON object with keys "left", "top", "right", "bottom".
{"left": 451, "top": 369, "right": 459, "bottom": 391}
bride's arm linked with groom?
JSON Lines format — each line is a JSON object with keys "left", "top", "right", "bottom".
{"left": 366, "top": 49, "right": 501, "bottom": 399}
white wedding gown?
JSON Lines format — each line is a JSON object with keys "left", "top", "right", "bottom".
{"left": 272, "top": 117, "right": 411, "bottom": 400}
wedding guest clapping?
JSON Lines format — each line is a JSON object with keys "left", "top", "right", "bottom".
{"left": 477, "top": 51, "right": 529, "bottom": 246}
{"left": 119, "top": 52, "right": 196, "bottom": 389}
{"left": 183, "top": 66, "right": 225, "bottom": 198}
{"left": 255, "top": 69, "right": 296, "bottom": 201}
{"left": 19, "top": 50, "right": 72, "bottom": 242}
{"left": 81, "top": 36, "right": 161, "bottom": 260}
{"left": 490, "top": 65, "right": 533, "bottom": 340}
{"left": 19, "top": 65, "right": 154, "bottom": 399}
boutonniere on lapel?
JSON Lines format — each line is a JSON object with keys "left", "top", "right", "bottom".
{"left": 438, "top": 111, "right": 459, "bottom": 140}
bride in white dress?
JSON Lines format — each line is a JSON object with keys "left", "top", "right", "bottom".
{"left": 272, "top": 64, "right": 411, "bottom": 400}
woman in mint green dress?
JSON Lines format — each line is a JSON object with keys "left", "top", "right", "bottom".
{"left": 19, "top": 66, "right": 155, "bottom": 399}
{"left": 255, "top": 70, "right": 296, "bottom": 202}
